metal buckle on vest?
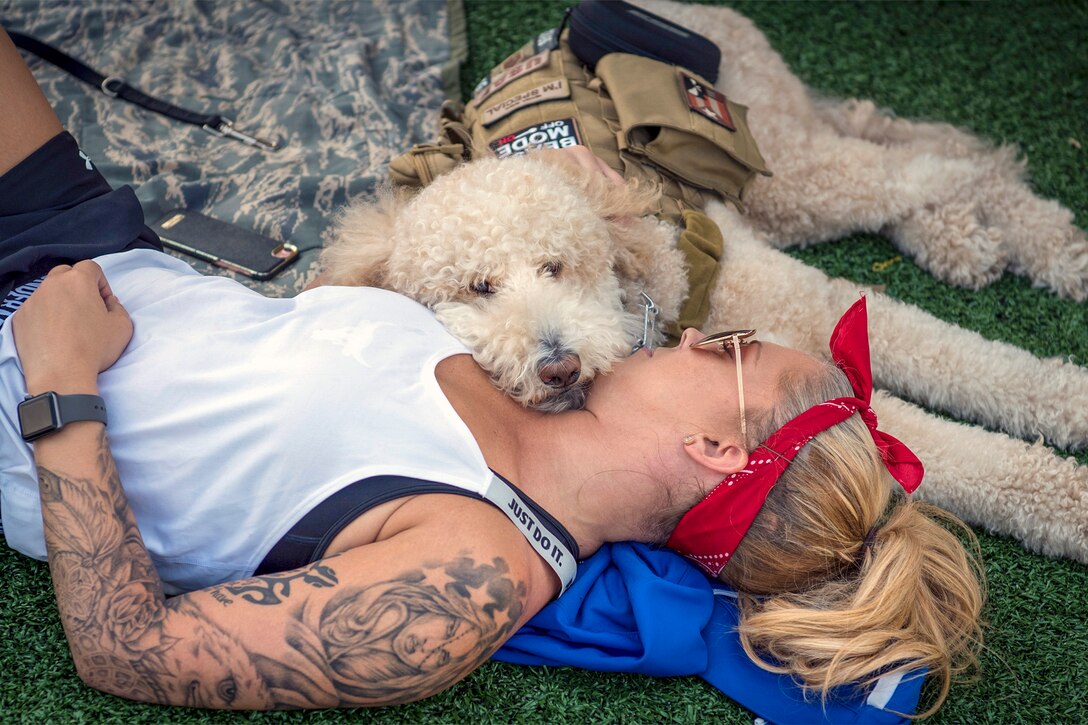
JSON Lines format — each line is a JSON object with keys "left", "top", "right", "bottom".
{"left": 202, "top": 118, "right": 281, "bottom": 152}
{"left": 631, "top": 291, "right": 661, "bottom": 353}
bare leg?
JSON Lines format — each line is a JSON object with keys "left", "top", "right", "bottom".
{"left": 0, "top": 28, "right": 63, "bottom": 176}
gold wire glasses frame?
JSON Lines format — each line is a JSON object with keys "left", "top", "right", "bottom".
{"left": 691, "top": 329, "right": 757, "bottom": 443}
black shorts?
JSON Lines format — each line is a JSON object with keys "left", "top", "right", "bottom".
{"left": 0, "top": 131, "right": 161, "bottom": 324}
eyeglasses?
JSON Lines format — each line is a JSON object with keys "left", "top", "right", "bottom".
{"left": 691, "top": 329, "right": 757, "bottom": 444}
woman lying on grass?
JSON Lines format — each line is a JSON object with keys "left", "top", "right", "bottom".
{"left": 0, "top": 28, "right": 981, "bottom": 715}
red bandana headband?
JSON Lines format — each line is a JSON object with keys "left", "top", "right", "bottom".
{"left": 666, "top": 296, "right": 924, "bottom": 576}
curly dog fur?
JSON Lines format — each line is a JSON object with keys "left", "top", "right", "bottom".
{"left": 320, "top": 153, "right": 687, "bottom": 411}
{"left": 322, "top": 0, "right": 1088, "bottom": 564}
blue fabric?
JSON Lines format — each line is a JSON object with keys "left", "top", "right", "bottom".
{"left": 497, "top": 543, "right": 923, "bottom": 724}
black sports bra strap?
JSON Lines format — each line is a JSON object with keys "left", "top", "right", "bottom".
{"left": 480, "top": 472, "right": 578, "bottom": 594}
{"left": 255, "top": 473, "right": 579, "bottom": 596}
{"left": 255, "top": 475, "right": 474, "bottom": 575}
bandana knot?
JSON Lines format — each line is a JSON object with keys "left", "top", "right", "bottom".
{"left": 667, "top": 296, "right": 924, "bottom": 576}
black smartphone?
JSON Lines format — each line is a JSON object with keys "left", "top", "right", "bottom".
{"left": 150, "top": 209, "right": 299, "bottom": 281}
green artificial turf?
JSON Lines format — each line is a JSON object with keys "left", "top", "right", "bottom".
{"left": 2, "top": 1, "right": 1086, "bottom": 722}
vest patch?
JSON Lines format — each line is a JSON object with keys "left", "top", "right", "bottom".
{"left": 472, "top": 73, "right": 490, "bottom": 98}
{"left": 533, "top": 27, "right": 560, "bottom": 53}
{"left": 482, "top": 78, "right": 570, "bottom": 126}
{"left": 489, "top": 118, "right": 582, "bottom": 157}
{"left": 473, "top": 50, "right": 551, "bottom": 106}
{"left": 679, "top": 72, "right": 736, "bottom": 131}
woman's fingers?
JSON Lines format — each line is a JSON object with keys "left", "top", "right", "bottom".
{"left": 13, "top": 260, "right": 132, "bottom": 393}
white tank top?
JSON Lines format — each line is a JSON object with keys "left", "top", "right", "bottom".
{"left": 0, "top": 249, "right": 491, "bottom": 593}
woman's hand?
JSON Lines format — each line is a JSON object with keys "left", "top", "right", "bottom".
{"left": 12, "top": 260, "right": 132, "bottom": 395}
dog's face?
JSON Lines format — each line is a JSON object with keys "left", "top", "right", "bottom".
{"left": 379, "top": 156, "right": 649, "bottom": 411}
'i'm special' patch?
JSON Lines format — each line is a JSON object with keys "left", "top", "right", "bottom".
{"left": 472, "top": 28, "right": 560, "bottom": 105}
{"left": 482, "top": 79, "right": 570, "bottom": 126}
{"left": 679, "top": 72, "right": 736, "bottom": 131}
{"left": 488, "top": 118, "right": 582, "bottom": 157}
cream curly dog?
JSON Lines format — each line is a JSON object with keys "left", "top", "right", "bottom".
{"left": 321, "top": 0, "right": 1088, "bottom": 564}
{"left": 319, "top": 153, "right": 686, "bottom": 411}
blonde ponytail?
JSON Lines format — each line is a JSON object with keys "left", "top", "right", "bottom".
{"left": 723, "top": 364, "right": 985, "bottom": 716}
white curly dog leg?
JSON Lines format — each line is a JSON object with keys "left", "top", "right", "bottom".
{"left": 874, "top": 391, "right": 1088, "bottom": 564}
{"left": 706, "top": 206, "right": 1088, "bottom": 451}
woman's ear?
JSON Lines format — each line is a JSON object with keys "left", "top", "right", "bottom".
{"left": 319, "top": 185, "right": 413, "bottom": 288}
{"left": 682, "top": 433, "right": 748, "bottom": 476}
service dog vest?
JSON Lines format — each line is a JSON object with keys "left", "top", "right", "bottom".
{"left": 388, "top": 28, "right": 770, "bottom": 339}
{"left": 390, "top": 29, "right": 769, "bottom": 215}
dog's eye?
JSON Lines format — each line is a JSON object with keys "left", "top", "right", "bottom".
{"left": 470, "top": 280, "right": 495, "bottom": 296}
{"left": 541, "top": 261, "right": 563, "bottom": 278}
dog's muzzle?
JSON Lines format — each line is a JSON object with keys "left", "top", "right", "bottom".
{"left": 539, "top": 353, "right": 582, "bottom": 390}
{"left": 531, "top": 340, "right": 589, "bottom": 412}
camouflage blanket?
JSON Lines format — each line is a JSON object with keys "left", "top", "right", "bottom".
{"left": 0, "top": 0, "right": 465, "bottom": 296}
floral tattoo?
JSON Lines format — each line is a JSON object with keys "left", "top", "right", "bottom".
{"left": 37, "top": 429, "right": 529, "bottom": 708}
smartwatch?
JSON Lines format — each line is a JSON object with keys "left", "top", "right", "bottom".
{"left": 18, "top": 392, "right": 108, "bottom": 442}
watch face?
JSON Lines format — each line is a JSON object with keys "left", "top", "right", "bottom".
{"left": 18, "top": 394, "right": 60, "bottom": 441}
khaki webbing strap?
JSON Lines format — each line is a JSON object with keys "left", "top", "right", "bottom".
{"left": 387, "top": 143, "right": 466, "bottom": 187}
{"left": 663, "top": 209, "right": 724, "bottom": 344}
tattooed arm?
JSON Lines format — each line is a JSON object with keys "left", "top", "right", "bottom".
{"left": 35, "top": 428, "right": 533, "bottom": 707}
{"left": 33, "top": 423, "right": 534, "bottom": 708}
{"left": 15, "top": 262, "right": 541, "bottom": 709}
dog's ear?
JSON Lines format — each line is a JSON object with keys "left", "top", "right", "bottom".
{"left": 532, "top": 147, "right": 664, "bottom": 256}
{"left": 319, "top": 186, "right": 413, "bottom": 288}
{"left": 610, "top": 216, "right": 671, "bottom": 280}
{"left": 533, "top": 147, "right": 663, "bottom": 221}
{"left": 532, "top": 148, "right": 687, "bottom": 330}
{"left": 611, "top": 213, "right": 688, "bottom": 319}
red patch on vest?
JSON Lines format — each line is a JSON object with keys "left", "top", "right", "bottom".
{"left": 679, "top": 72, "right": 736, "bottom": 132}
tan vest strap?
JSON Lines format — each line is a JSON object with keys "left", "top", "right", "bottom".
{"left": 663, "top": 209, "right": 725, "bottom": 344}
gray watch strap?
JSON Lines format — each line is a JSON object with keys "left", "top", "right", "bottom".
{"left": 19, "top": 391, "right": 109, "bottom": 442}
{"left": 57, "top": 394, "right": 108, "bottom": 426}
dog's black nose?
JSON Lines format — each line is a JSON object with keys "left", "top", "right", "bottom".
{"left": 539, "top": 354, "right": 582, "bottom": 389}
